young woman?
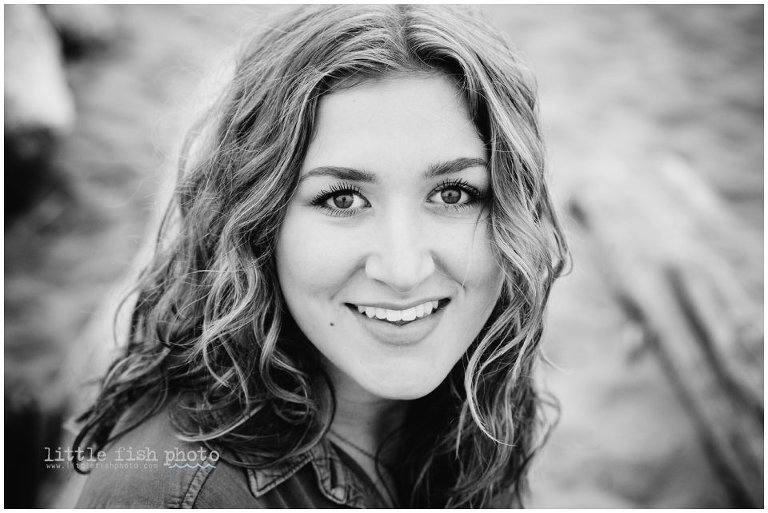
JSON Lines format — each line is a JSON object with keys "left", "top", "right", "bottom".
{"left": 73, "top": 5, "right": 567, "bottom": 508}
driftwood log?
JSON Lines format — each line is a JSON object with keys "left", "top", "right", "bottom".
{"left": 4, "top": 4, "right": 75, "bottom": 219}
{"left": 568, "top": 154, "right": 763, "bottom": 507}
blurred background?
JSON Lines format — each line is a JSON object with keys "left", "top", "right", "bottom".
{"left": 4, "top": 5, "right": 763, "bottom": 508}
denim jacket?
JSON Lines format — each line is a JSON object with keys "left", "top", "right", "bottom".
{"left": 75, "top": 409, "right": 389, "bottom": 508}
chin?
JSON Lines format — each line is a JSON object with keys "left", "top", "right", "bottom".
{"left": 360, "top": 365, "right": 449, "bottom": 401}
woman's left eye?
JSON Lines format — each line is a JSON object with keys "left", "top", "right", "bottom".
{"left": 428, "top": 180, "right": 482, "bottom": 207}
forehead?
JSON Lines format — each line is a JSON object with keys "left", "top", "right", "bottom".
{"left": 301, "top": 73, "right": 485, "bottom": 176}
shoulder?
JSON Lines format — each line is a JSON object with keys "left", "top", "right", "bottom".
{"left": 75, "top": 408, "right": 261, "bottom": 508}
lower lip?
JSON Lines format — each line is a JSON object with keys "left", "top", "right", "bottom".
{"left": 346, "top": 303, "right": 447, "bottom": 347}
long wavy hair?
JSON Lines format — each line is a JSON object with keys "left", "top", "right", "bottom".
{"left": 73, "top": 5, "right": 568, "bottom": 508}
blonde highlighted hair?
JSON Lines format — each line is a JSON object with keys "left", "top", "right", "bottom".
{"left": 74, "top": 5, "right": 567, "bottom": 507}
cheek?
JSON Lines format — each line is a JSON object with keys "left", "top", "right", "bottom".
{"left": 436, "top": 217, "right": 502, "bottom": 291}
{"left": 276, "top": 210, "right": 361, "bottom": 301}
{"left": 439, "top": 219, "right": 503, "bottom": 341}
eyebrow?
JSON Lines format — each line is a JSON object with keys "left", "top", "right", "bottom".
{"left": 427, "top": 157, "right": 487, "bottom": 178}
{"left": 300, "top": 166, "right": 375, "bottom": 183}
{"left": 300, "top": 157, "right": 487, "bottom": 184}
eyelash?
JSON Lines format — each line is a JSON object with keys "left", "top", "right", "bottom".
{"left": 310, "top": 182, "right": 367, "bottom": 217}
{"left": 310, "top": 179, "right": 487, "bottom": 217}
{"left": 431, "top": 178, "right": 485, "bottom": 210}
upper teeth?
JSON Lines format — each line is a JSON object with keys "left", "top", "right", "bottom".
{"left": 356, "top": 301, "right": 440, "bottom": 322}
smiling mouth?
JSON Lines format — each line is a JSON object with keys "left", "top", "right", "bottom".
{"left": 345, "top": 299, "right": 450, "bottom": 327}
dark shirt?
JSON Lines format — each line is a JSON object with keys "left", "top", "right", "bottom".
{"left": 75, "top": 409, "right": 390, "bottom": 508}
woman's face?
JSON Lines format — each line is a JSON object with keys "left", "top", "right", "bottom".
{"left": 276, "top": 73, "right": 503, "bottom": 401}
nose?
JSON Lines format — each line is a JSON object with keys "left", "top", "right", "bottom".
{"left": 364, "top": 209, "right": 436, "bottom": 293}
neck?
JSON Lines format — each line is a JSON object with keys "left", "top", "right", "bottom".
{"left": 332, "top": 394, "right": 406, "bottom": 456}
{"left": 318, "top": 363, "right": 409, "bottom": 508}
{"left": 322, "top": 363, "right": 408, "bottom": 461}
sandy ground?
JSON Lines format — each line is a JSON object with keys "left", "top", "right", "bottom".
{"left": 4, "top": 5, "right": 763, "bottom": 508}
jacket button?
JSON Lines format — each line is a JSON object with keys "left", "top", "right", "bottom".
{"left": 331, "top": 486, "right": 346, "bottom": 501}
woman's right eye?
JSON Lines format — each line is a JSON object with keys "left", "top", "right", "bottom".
{"left": 311, "top": 185, "right": 370, "bottom": 216}
{"left": 325, "top": 191, "right": 366, "bottom": 210}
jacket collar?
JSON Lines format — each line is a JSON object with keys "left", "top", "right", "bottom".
{"left": 245, "top": 437, "right": 380, "bottom": 508}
